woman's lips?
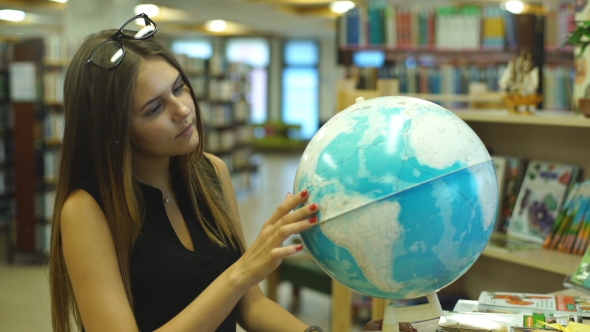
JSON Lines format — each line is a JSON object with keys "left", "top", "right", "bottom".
{"left": 177, "top": 122, "right": 193, "bottom": 137}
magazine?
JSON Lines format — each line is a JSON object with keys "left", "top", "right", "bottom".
{"left": 477, "top": 291, "right": 590, "bottom": 321}
{"left": 507, "top": 161, "right": 579, "bottom": 244}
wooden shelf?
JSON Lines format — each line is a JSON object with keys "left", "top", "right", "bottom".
{"left": 43, "top": 59, "right": 69, "bottom": 67}
{"left": 452, "top": 109, "right": 590, "bottom": 128}
{"left": 43, "top": 138, "right": 62, "bottom": 146}
{"left": 404, "top": 93, "right": 502, "bottom": 103}
{"left": 482, "top": 244, "right": 581, "bottom": 276}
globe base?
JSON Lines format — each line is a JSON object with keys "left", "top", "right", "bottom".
{"left": 382, "top": 293, "right": 443, "bottom": 332}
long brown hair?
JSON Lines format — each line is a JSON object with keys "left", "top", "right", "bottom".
{"left": 49, "top": 30, "right": 245, "bottom": 332}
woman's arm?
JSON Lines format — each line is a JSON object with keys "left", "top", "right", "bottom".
{"left": 205, "top": 153, "right": 310, "bottom": 332}
{"left": 61, "top": 190, "right": 139, "bottom": 331}
{"left": 61, "top": 156, "right": 318, "bottom": 332}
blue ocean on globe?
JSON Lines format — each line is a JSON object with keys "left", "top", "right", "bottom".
{"left": 294, "top": 96, "right": 497, "bottom": 300}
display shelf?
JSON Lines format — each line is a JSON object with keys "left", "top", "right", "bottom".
{"left": 481, "top": 244, "right": 581, "bottom": 276}
{"left": 42, "top": 59, "right": 69, "bottom": 68}
{"left": 452, "top": 109, "right": 590, "bottom": 128}
{"left": 340, "top": 47, "right": 572, "bottom": 64}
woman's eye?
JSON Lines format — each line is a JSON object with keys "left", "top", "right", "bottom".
{"left": 173, "top": 83, "right": 186, "bottom": 95}
{"left": 147, "top": 104, "right": 162, "bottom": 116}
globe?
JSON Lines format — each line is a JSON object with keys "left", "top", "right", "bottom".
{"left": 293, "top": 96, "right": 498, "bottom": 305}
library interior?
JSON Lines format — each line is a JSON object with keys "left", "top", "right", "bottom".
{"left": 3, "top": 0, "right": 590, "bottom": 331}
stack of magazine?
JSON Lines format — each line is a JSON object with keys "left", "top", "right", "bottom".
{"left": 434, "top": 291, "right": 590, "bottom": 332}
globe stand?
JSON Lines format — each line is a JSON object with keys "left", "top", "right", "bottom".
{"left": 382, "top": 293, "right": 443, "bottom": 332}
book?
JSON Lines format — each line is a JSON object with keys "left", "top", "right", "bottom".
{"left": 563, "top": 274, "right": 590, "bottom": 296}
{"left": 454, "top": 299, "right": 571, "bottom": 327}
{"left": 543, "top": 182, "right": 580, "bottom": 250}
{"left": 507, "top": 160, "right": 579, "bottom": 244}
{"left": 566, "top": 241, "right": 590, "bottom": 292}
{"left": 492, "top": 156, "right": 508, "bottom": 232}
{"left": 498, "top": 157, "right": 527, "bottom": 233}
{"left": 477, "top": 291, "right": 590, "bottom": 321}
{"left": 556, "top": 183, "right": 590, "bottom": 253}
{"left": 439, "top": 311, "right": 523, "bottom": 332}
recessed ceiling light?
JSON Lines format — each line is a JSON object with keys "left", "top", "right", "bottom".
{"left": 205, "top": 20, "right": 227, "bottom": 32}
{"left": 0, "top": 9, "right": 26, "bottom": 22}
{"left": 330, "top": 1, "right": 355, "bottom": 14}
{"left": 502, "top": 0, "right": 525, "bottom": 14}
{"left": 49, "top": 0, "right": 68, "bottom": 3}
{"left": 134, "top": 4, "right": 160, "bottom": 17}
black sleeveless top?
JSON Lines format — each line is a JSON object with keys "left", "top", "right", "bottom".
{"left": 78, "top": 171, "right": 241, "bottom": 332}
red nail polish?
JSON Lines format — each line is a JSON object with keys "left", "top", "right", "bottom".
{"left": 309, "top": 216, "right": 318, "bottom": 224}
{"left": 309, "top": 203, "right": 317, "bottom": 211}
{"left": 295, "top": 244, "right": 303, "bottom": 251}
{"left": 300, "top": 190, "right": 308, "bottom": 198}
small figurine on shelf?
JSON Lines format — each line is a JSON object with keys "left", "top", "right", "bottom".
{"left": 498, "top": 51, "right": 542, "bottom": 115}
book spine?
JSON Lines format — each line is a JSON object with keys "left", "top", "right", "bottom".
{"left": 558, "top": 183, "right": 590, "bottom": 252}
{"left": 544, "top": 182, "right": 580, "bottom": 248}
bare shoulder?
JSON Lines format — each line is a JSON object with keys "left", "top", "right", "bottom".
{"left": 61, "top": 189, "right": 105, "bottom": 227}
{"left": 60, "top": 189, "right": 111, "bottom": 245}
{"left": 59, "top": 190, "right": 138, "bottom": 330}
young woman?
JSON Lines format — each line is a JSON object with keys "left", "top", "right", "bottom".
{"left": 48, "top": 14, "right": 415, "bottom": 332}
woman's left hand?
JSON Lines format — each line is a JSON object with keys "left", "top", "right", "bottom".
{"left": 361, "top": 319, "right": 417, "bottom": 332}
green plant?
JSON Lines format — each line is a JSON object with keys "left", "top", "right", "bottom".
{"left": 561, "top": 21, "right": 590, "bottom": 57}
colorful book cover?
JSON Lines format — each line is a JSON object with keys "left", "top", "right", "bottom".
{"left": 507, "top": 160, "right": 579, "bottom": 244}
{"left": 543, "top": 182, "right": 580, "bottom": 249}
{"left": 557, "top": 183, "right": 590, "bottom": 252}
{"left": 477, "top": 291, "right": 590, "bottom": 319}
{"left": 499, "top": 157, "right": 527, "bottom": 232}
{"left": 568, "top": 243, "right": 590, "bottom": 291}
{"left": 574, "top": 200, "right": 590, "bottom": 254}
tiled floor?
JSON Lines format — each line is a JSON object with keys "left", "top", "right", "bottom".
{"left": 0, "top": 152, "right": 362, "bottom": 332}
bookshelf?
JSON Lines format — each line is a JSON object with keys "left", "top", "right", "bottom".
{"left": 9, "top": 37, "right": 65, "bottom": 258}
{"left": 176, "top": 53, "right": 256, "bottom": 192}
{"left": 336, "top": 2, "right": 575, "bottom": 111}
{"left": 12, "top": 38, "right": 43, "bottom": 254}
{"left": 0, "top": 40, "right": 15, "bottom": 262}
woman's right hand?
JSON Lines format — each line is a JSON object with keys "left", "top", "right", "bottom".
{"left": 233, "top": 189, "right": 318, "bottom": 289}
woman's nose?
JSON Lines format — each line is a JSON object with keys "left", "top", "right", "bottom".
{"left": 172, "top": 100, "right": 191, "bottom": 122}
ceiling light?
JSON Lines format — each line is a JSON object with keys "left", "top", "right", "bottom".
{"left": 205, "top": 20, "right": 227, "bottom": 32}
{"left": 49, "top": 0, "right": 68, "bottom": 3}
{"left": 330, "top": 1, "right": 355, "bottom": 14}
{"left": 134, "top": 4, "right": 160, "bottom": 17}
{"left": 502, "top": 0, "right": 525, "bottom": 14}
{"left": 0, "top": 9, "right": 25, "bottom": 22}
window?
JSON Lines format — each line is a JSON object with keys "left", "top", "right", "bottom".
{"left": 353, "top": 50, "right": 385, "bottom": 68}
{"left": 171, "top": 39, "right": 212, "bottom": 59}
{"left": 226, "top": 38, "right": 269, "bottom": 124}
{"left": 282, "top": 40, "right": 319, "bottom": 140}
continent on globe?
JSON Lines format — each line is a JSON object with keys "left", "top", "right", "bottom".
{"left": 294, "top": 96, "right": 497, "bottom": 301}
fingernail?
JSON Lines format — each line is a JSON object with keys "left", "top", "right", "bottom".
{"left": 300, "top": 190, "right": 308, "bottom": 198}
{"left": 309, "top": 203, "right": 317, "bottom": 211}
{"left": 295, "top": 244, "right": 303, "bottom": 251}
{"left": 309, "top": 216, "right": 318, "bottom": 224}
